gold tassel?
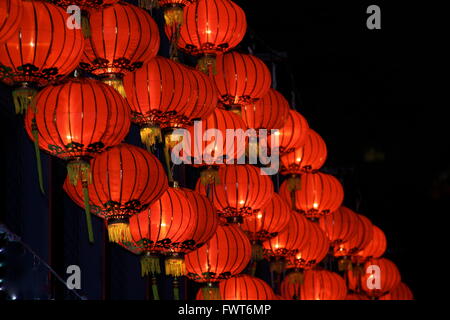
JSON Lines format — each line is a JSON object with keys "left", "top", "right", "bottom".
{"left": 164, "top": 6, "right": 184, "bottom": 27}
{"left": 197, "top": 55, "right": 217, "bottom": 75}
{"left": 67, "top": 160, "right": 91, "bottom": 186}
{"left": 165, "top": 256, "right": 186, "bottom": 277}
{"left": 151, "top": 276, "right": 160, "bottom": 300}
{"left": 201, "top": 284, "right": 221, "bottom": 300}
{"left": 107, "top": 221, "right": 131, "bottom": 243}
{"left": 251, "top": 242, "right": 264, "bottom": 262}
{"left": 140, "top": 126, "right": 162, "bottom": 151}
{"left": 138, "top": 0, "right": 159, "bottom": 10}
{"left": 141, "top": 253, "right": 161, "bottom": 277}
{"left": 81, "top": 13, "right": 91, "bottom": 38}
{"left": 288, "top": 271, "right": 304, "bottom": 284}
{"left": 31, "top": 118, "right": 44, "bottom": 194}
{"left": 338, "top": 257, "right": 353, "bottom": 271}
{"left": 102, "top": 76, "right": 126, "bottom": 98}
{"left": 287, "top": 175, "right": 301, "bottom": 192}
{"left": 270, "top": 259, "right": 286, "bottom": 274}
{"left": 200, "top": 167, "right": 220, "bottom": 185}
{"left": 165, "top": 132, "right": 184, "bottom": 150}
{"left": 12, "top": 86, "right": 37, "bottom": 114}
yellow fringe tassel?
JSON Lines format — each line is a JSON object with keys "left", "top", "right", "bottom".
{"left": 270, "top": 259, "right": 286, "bottom": 274}
{"left": 140, "top": 126, "right": 162, "bottom": 151}
{"left": 165, "top": 257, "right": 186, "bottom": 277}
{"left": 164, "top": 6, "right": 184, "bottom": 27}
{"left": 287, "top": 175, "right": 301, "bottom": 192}
{"left": 138, "top": 0, "right": 159, "bottom": 10}
{"left": 102, "top": 77, "right": 127, "bottom": 98}
{"left": 288, "top": 271, "right": 304, "bottom": 284}
{"left": 197, "top": 55, "right": 217, "bottom": 75}
{"left": 200, "top": 167, "right": 220, "bottom": 185}
{"left": 67, "top": 160, "right": 91, "bottom": 186}
{"left": 12, "top": 87, "right": 37, "bottom": 115}
{"left": 201, "top": 285, "right": 221, "bottom": 300}
{"left": 107, "top": 222, "right": 131, "bottom": 244}
{"left": 338, "top": 257, "right": 353, "bottom": 271}
{"left": 141, "top": 254, "right": 161, "bottom": 277}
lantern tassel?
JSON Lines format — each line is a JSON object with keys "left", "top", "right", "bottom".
{"left": 140, "top": 126, "right": 162, "bottom": 151}
{"left": 67, "top": 160, "right": 91, "bottom": 186}
{"left": 200, "top": 167, "right": 220, "bottom": 185}
{"left": 82, "top": 182, "right": 95, "bottom": 243}
{"left": 138, "top": 0, "right": 159, "bottom": 10}
{"left": 338, "top": 257, "right": 352, "bottom": 271}
{"left": 165, "top": 256, "right": 186, "bottom": 277}
{"left": 141, "top": 254, "right": 161, "bottom": 277}
{"left": 251, "top": 242, "right": 264, "bottom": 262}
{"left": 202, "top": 284, "right": 221, "bottom": 300}
{"left": 12, "top": 86, "right": 37, "bottom": 114}
{"left": 102, "top": 76, "right": 126, "bottom": 98}
{"left": 269, "top": 259, "right": 285, "bottom": 274}
{"left": 81, "top": 13, "right": 91, "bottom": 38}
{"left": 31, "top": 118, "right": 45, "bottom": 194}
{"left": 163, "top": 136, "right": 174, "bottom": 183}
{"left": 151, "top": 276, "right": 160, "bottom": 300}
{"left": 287, "top": 175, "right": 301, "bottom": 210}
{"left": 197, "top": 55, "right": 217, "bottom": 75}
{"left": 173, "top": 277, "right": 180, "bottom": 300}
{"left": 288, "top": 271, "right": 304, "bottom": 284}
{"left": 107, "top": 221, "right": 131, "bottom": 243}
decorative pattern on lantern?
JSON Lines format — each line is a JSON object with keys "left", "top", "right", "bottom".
{"left": 87, "top": 143, "right": 168, "bottom": 243}
{"left": 165, "top": 0, "right": 246, "bottom": 73}
{"left": 129, "top": 187, "right": 200, "bottom": 277}
{"left": 0, "top": 0, "right": 22, "bottom": 43}
{"left": 185, "top": 223, "right": 251, "bottom": 298}
{"left": 318, "top": 206, "right": 358, "bottom": 247}
{"left": 271, "top": 110, "right": 309, "bottom": 155}
{"left": 262, "top": 212, "right": 311, "bottom": 271}
{"left": 286, "top": 220, "right": 330, "bottom": 270}
{"left": 347, "top": 258, "right": 401, "bottom": 299}
{"left": 379, "top": 282, "right": 413, "bottom": 300}
{"left": 280, "top": 129, "right": 327, "bottom": 175}
{"left": 241, "top": 88, "right": 290, "bottom": 132}
{"left": 279, "top": 172, "right": 344, "bottom": 219}
{"left": 24, "top": 78, "right": 131, "bottom": 242}
{"left": 216, "top": 275, "right": 275, "bottom": 300}
{"left": 353, "top": 225, "right": 387, "bottom": 264}
{"left": 0, "top": 0, "right": 84, "bottom": 114}
{"left": 79, "top": 2, "right": 160, "bottom": 97}
{"left": 180, "top": 109, "right": 248, "bottom": 167}
{"left": 212, "top": 52, "right": 271, "bottom": 111}
{"left": 196, "top": 164, "right": 274, "bottom": 223}
{"left": 281, "top": 269, "right": 347, "bottom": 300}
{"left": 334, "top": 213, "right": 373, "bottom": 258}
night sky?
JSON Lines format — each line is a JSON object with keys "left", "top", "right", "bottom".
{"left": 0, "top": 0, "right": 436, "bottom": 301}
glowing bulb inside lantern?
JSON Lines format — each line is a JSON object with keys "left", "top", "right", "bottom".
{"left": 205, "top": 29, "right": 212, "bottom": 34}
{"left": 239, "top": 200, "right": 245, "bottom": 205}
{"left": 161, "top": 223, "right": 166, "bottom": 227}
{"left": 313, "top": 202, "right": 319, "bottom": 209}
{"left": 274, "top": 131, "right": 280, "bottom": 136}
{"left": 296, "top": 157, "right": 302, "bottom": 162}
{"left": 257, "top": 214, "right": 263, "bottom": 219}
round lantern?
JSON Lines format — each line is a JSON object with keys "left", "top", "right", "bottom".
{"left": 129, "top": 187, "right": 201, "bottom": 277}
{"left": 286, "top": 220, "right": 330, "bottom": 270}
{"left": 186, "top": 223, "right": 251, "bottom": 299}
{"left": 272, "top": 109, "right": 309, "bottom": 154}
{"left": 262, "top": 212, "right": 310, "bottom": 267}
{"left": 0, "top": 0, "right": 22, "bottom": 43}
{"left": 165, "top": 0, "right": 247, "bottom": 73}
{"left": 24, "top": 78, "right": 131, "bottom": 241}
{"left": 79, "top": 2, "right": 160, "bottom": 97}
{"left": 318, "top": 206, "right": 358, "bottom": 246}
{"left": 0, "top": 0, "right": 84, "bottom": 114}
{"left": 88, "top": 143, "right": 168, "bottom": 243}
{"left": 196, "top": 164, "right": 274, "bottom": 223}
{"left": 241, "top": 88, "right": 290, "bottom": 132}
{"left": 219, "top": 275, "right": 274, "bottom": 300}
{"left": 279, "top": 172, "right": 344, "bottom": 219}
{"left": 180, "top": 108, "right": 248, "bottom": 167}
{"left": 280, "top": 129, "right": 327, "bottom": 175}
{"left": 212, "top": 52, "right": 271, "bottom": 110}
{"left": 353, "top": 225, "right": 387, "bottom": 263}
{"left": 348, "top": 258, "right": 401, "bottom": 299}
{"left": 281, "top": 269, "right": 347, "bottom": 300}
{"left": 380, "top": 282, "right": 413, "bottom": 300}
{"left": 334, "top": 214, "right": 373, "bottom": 258}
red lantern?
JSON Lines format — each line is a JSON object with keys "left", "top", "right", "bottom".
{"left": 24, "top": 78, "right": 131, "bottom": 241}
{"left": 271, "top": 110, "right": 309, "bottom": 154}
{"left": 88, "top": 143, "right": 168, "bottom": 243}
{"left": 241, "top": 89, "right": 290, "bottom": 131}
{"left": 241, "top": 193, "right": 291, "bottom": 242}
{"left": 181, "top": 108, "right": 248, "bottom": 166}
{"left": 0, "top": 0, "right": 22, "bottom": 43}
{"left": 0, "top": 0, "right": 84, "bottom": 114}
{"left": 286, "top": 220, "right": 330, "bottom": 270}
{"left": 262, "top": 212, "right": 310, "bottom": 260}
{"left": 219, "top": 275, "right": 274, "bottom": 300}
{"left": 348, "top": 258, "right": 401, "bottom": 299}
{"left": 280, "top": 173, "right": 344, "bottom": 219}
{"left": 345, "top": 293, "right": 369, "bottom": 300}
{"left": 334, "top": 214, "right": 373, "bottom": 257}
{"left": 318, "top": 206, "right": 359, "bottom": 246}
{"left": 212, "top": 52, "right": 271, "bottom": 110}
{"left": 280, "top": 129, "right": 327, "bottom": 174}
{"left": 196, "top": 164, "right": 274, "bottom": 223}
{"left": 354, "top": 225, "right": 387, "bottom": 263}
{"left": 380, "top": 282, "right": 413, "bottom": 300}
{"left": 80, "top": 2, "right": 160, "bottom": 96}
{"left": 281, "top": 269, "right": 347, "bottom": 300}
{"left": 165, "top": 0, "right": 246, "bottom": 71}
{"left": 186, "top": 223, "right": 251, "bottom": 299}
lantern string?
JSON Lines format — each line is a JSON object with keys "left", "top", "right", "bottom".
{"left": 82, "top": 181, "right": 95, "bottom": 243}
{"left": 31, "top": 117, "right": 45, "bottom": 194}
{"left": 151, "top": 275, "right": 160, "bottom": 300}
{"left": 173, "top": 277, "right": 180, "bottom": 300}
